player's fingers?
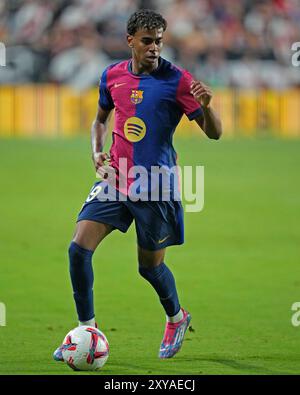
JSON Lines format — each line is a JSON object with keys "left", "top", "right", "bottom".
{"left": 99, "top": 153, "right": 110, "bottom": 163}
{"left": 191, "top": 80, "right": 203, "bottom": 86}
{"left": 102, "top": 153, "right": 110, "bottom": 160}
{"left": 95, "top": 153, "right": 110, "bottom": 168}
{"left": 191, "top": 87, "right": 205, "bottom": 94}
{"left": 95, "top": 160, "right": 105, "bottom": 168}
{"left": 192, "top": 84, "right": 210, "bottom": 92}
{"left": 191, "top": 83, "right": 202, "bottom": 92}
{"left": 192, "top": 88, "right": 210, "bottom": 97}
{"left": 192, "top": 86, "right": 212, "bottom": 95}
{"left": 94, "top": 152, "right": 110, "bottom": 163}
{"left": 191, "top": 80, "right": 207, "bottom": 90}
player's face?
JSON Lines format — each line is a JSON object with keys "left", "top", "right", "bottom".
{"left": 128, "top": 28, "right": 164, "bottom": 71}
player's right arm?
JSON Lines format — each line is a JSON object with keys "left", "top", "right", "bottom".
{"left": 91, "top": 106, "right": 112, "bottom": 178}
{"left": 93, "top": 67, "right": 115, "bottom": 178}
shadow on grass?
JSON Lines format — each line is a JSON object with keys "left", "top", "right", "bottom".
{"left": 176, "top": 356, "right": 298, "bottom": 375}
{"left": 106, "top": 354, "right": 300, "bottom": 375}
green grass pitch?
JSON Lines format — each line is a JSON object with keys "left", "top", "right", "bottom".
{"left": 0, "top": 135, "right": 299, "bottom": 375}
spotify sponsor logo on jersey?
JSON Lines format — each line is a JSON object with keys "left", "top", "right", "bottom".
{"left": 124, "top": 117, "right": 146, "bottom": 142}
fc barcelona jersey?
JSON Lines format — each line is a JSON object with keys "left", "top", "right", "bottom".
{"left": 98, "top": 57, "right": 202, "bottom": 199}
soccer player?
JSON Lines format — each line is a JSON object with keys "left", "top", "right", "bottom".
{"left": 54, "top": 9, "right": 222, "bottom": 360}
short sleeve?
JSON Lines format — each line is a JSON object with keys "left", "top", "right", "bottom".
{"left": 98, "top": 68, "right": 114, "bottom": 111}
{"left": 176, "top": 70, "right": 203, "bottom": 120}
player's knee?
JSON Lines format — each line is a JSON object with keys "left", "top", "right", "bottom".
{"left": 72, "top": 233, "right": 90, "bottom": 251}
{"left": 137, "top": 247, "right": 165, "bottom": 269}
{"left": 68, "top": 241, "right": 93, "bottom": 263}
{"left": 138, "top": 264, "right": 153, "bottom": 278}
{"left": 72, "top": 232, "right": 98, "bottom": 251}
{"left": 138, "top": 262, "right": 165, "bottom": 281}
{"left": 68, "top": 242, "right": 81, "bottom": 263}
{"left": 138, "top": 259, "right": 163, "bottom": 271}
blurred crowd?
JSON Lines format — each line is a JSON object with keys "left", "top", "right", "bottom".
{"left": 0, "top": 0, "right": 299, "bottom": 90}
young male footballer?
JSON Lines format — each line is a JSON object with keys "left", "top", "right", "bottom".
{"left": 54, "top": 9, "right": 222, "bottom": 360}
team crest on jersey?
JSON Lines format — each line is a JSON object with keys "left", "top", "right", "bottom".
{"left": 130, "top": 90, "right": 144, "bottom": 104}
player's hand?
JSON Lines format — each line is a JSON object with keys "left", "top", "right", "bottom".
{"left": 191, "top": 80, "right": 212, "bottom": 108}
{"left": 93, "top": 152, "right": 113, "bottom": 179}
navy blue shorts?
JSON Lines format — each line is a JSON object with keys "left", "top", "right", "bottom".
{"left": 77, "top": 181, "right": 184, "bottom": 251}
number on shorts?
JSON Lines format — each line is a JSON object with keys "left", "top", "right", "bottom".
{"left": 86, "top": 185, "right": 102, "bottom": 202}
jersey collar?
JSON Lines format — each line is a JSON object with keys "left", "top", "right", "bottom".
{"left": 128, "top": 57, "right": 163, "bottom": 77}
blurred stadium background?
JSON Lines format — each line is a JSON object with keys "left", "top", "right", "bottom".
{"left": 0, "top": 0, "right": 300, "bottom": 137}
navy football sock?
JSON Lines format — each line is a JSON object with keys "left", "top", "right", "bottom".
{"left": 69, "top": 241, "right": 94, "bottom": 322}
{"left": 138, "top": 263, "right": 181, "bottom": 317}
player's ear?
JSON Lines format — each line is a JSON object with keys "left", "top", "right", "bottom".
{"left": 127, "top": 34, "right": 134, "bottom": 48}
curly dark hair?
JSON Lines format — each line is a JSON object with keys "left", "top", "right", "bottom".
{"left": 127, "top": 9, "right": 167, "bottom": 36}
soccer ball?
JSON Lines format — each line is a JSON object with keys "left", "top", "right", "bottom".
{"left": 61, "top": 326, "right": 109, "bottom": 371}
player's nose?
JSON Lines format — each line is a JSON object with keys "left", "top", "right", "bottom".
{"left": 149, "top": 42, "right": 159, "bottom": 53}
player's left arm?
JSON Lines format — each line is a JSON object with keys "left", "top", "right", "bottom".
{"left": 191, "top": 80, "right": 222, "bottom": 140}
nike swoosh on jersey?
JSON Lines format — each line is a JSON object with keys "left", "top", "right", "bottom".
{"left": 114, "top": 82, "right": 127, "bottom": 88}
{"left": 158, "top": 235, "right": 170, "bottom": 244}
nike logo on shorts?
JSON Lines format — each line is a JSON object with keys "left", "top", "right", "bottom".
{"left": 158, "top": 235, "right": 170, "bottom": 244}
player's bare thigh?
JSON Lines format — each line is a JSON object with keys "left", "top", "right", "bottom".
{"left": 72, "top": 220, "right": 113, "bottom": 251}
{"left": 138, "top": 245, "right": 166, "bottom": 269}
